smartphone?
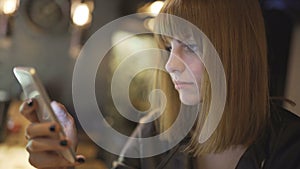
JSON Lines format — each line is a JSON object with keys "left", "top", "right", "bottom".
{"left": 13, "top": 67, "right": 76, "bottom": 163}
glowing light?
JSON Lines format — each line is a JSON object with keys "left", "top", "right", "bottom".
{"left": 2, "top": 0, "right": 19, "bottom": 15}
{"left": 72, "top": 3, "right": 90, "bottom": 26}
{"left": 144, "top": 18, "right": 155, "bottom": 31}
{"left": 149, "top": 1, "right": 164, "bottom": 15}
{"left": 29, "top": 68, "right": 36, "bottom": 74}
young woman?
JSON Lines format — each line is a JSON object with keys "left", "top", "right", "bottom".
{"left": 20, "top": 0, "right": 300, "bottom": 168}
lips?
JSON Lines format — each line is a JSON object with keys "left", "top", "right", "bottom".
{"left": 174, "top": 81, "right": 194, "bottom": 89}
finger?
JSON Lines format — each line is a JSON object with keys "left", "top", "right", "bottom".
{"left": 26, "top": 138, "right": 71, "bottom": 153}
{"left": 26, "top": 122, "right": 60, "bottom": 139}
{"left": 28, "top": 152, "right": 84, "bottom": 168}
{"left": 40, "top": 155, "right": 85, "bottom": 169}
{"left": 19, "top": 99, "right": 39, "bottom": 122}
{"left": 51, "top": 101, "right": 73, "bottom": 125}
{"left": 74, "top": 155, "right": 86, "bottom": 165}
{"left": 53, "top": 101, "right": 68, "bottom": 115}
{"left": 50, "top": 101, "right": 77, "bottom": 144}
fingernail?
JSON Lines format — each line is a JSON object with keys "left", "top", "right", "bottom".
{"left": 60, "top": 140, "right": 68, "bottom": 146}
{"left": 76, "top": 157, "right": 85, "bottom": 163}
{"left": 49, "top": 125, "right": 56, "bottom": 132}
{"left": 27, "top": 99, "right": 33, "bottom": 107}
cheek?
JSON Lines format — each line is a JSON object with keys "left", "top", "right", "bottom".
{"left": 190, "top": 62, "right": 204, "bottom": 83}
{"left": 184, "top": 54, "right": 203, "bottom": 78}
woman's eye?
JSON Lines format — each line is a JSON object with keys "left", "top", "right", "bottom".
{"left": 184, "top": 44, "right": 198, "bottom": 53}
{"left": 165, "top": 46, "right": 172, "bottom": 52}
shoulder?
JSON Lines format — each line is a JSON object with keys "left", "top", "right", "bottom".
{"left": 113, "top": 110, "right": 162, "bottom": 168}
{"left": 265, "top": 104, "right": 300, "bottom": 169}
{"left": 271, "top": 103, "right": 300, "bottom": 124}
{"left": 120, "top": 110, "right": 161, "bottom": 155}
{"left": 238, "top": 104, "right": 300, "bottom": 169}
{"left": 113, "top": 109, "right": 192, "bottom": 169}
{"left": 269, "top": 104, "right": 300, "bottom": 142}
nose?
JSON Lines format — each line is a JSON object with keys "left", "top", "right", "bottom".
{"left": 165, "top": 46, "right": 185, "bottom": 74}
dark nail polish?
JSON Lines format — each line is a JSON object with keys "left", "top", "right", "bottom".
{"left": 76, "top": 157, "right": 85, "bottom": 163}
{"left": 60, "top": 140, "right": 68, "bottom": 146}
{"left": 49, "top": 125, "right": 56, "bottom": 132}
{"left": 27, "top": 99, "right": 33, "bottom": 107}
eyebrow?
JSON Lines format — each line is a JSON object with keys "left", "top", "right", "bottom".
{"left": 164, "top": 36, "right": 196, "bottom": 45}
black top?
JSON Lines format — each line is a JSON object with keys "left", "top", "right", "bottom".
{"left": 112, "top": 105, "right": 300, "bottom": 169}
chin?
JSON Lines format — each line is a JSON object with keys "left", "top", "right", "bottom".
{"left": 179, "top": 93, "right": 200, "bottom": 105}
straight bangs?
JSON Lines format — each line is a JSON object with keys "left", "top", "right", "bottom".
{"left": 153, "top": 0, "right": 201, "bottom": 49}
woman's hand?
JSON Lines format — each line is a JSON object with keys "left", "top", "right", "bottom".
{"left": 19, "top": 99, "right": 85, "bottom": 168}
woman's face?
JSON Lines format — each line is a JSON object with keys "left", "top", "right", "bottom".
{"left": 165, "top": 37, "right": 203, "bottom": 105}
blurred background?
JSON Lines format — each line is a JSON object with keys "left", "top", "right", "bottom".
{"left": 0, "top": 0, "right": 299, "bottom": 168}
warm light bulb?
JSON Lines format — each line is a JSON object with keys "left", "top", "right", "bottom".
{"left": 72, "top": 3, "right": 90, "bottom": 26}
{"left": 2, "top": 0, "right": 19, "bottom": 15}
{"left": 149, "top": 1, "right": 164, "bottom": 15}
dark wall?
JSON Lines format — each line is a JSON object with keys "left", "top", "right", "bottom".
{"left": 0, "top": 0, "right": 123, "bottom": 112}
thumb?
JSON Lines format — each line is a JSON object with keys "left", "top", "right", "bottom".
{"left": 50, "top": 101, "right": 77, "bottom": 147}
{"left": 50, "top": 101, "right": 69, "bottom": 123}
